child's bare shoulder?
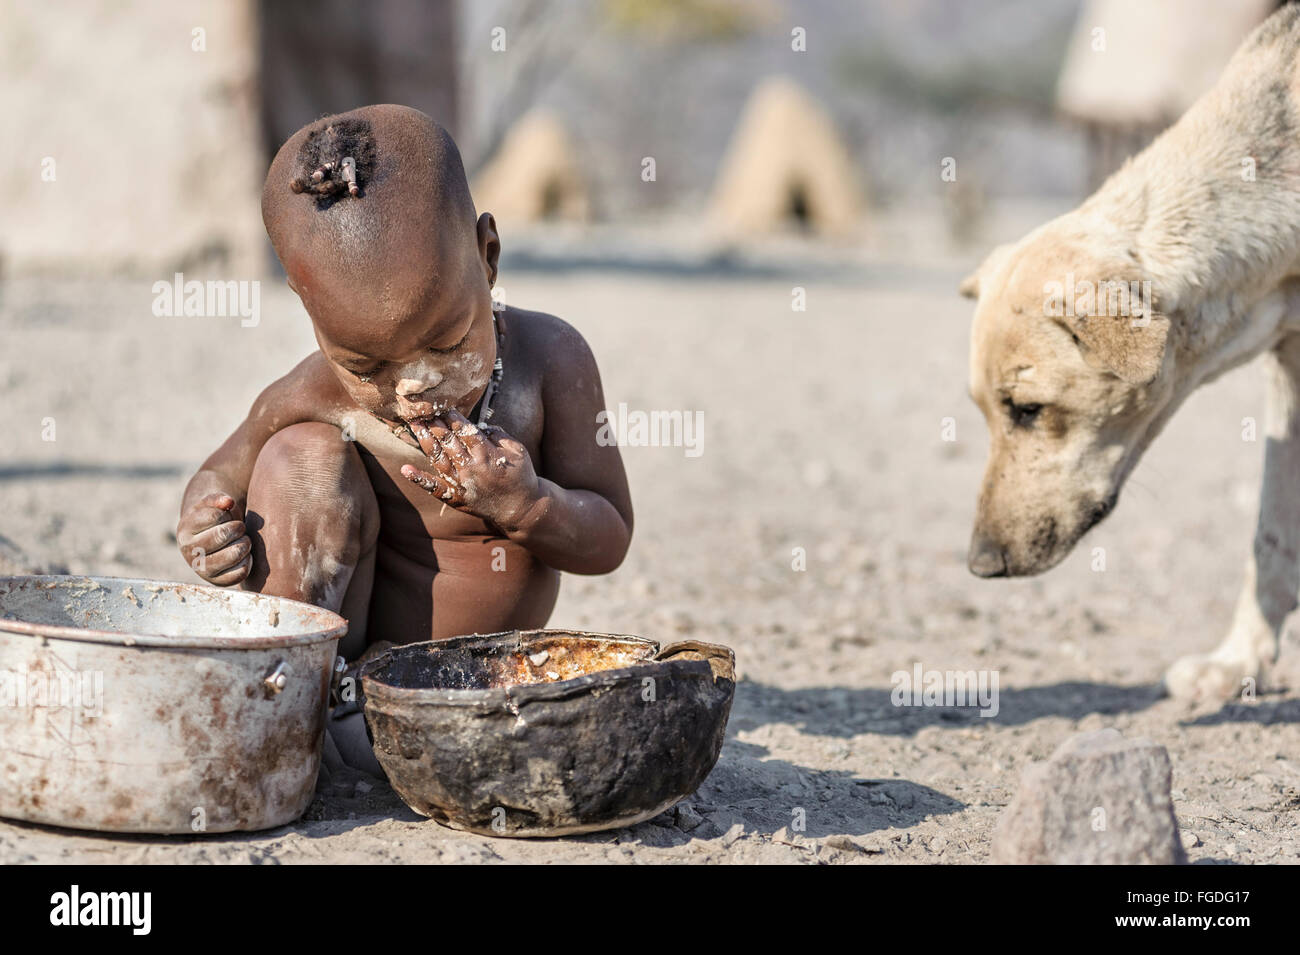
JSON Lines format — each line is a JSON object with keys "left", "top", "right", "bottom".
{"left": 245, "top": 351, "right": 351, "bottom": 432}
{"left": 507, "top": 307, "right": 602, "bottom": 384}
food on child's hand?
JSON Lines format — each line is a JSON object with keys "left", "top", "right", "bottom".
{"left": 399, "top": 410, "right": 538, "bottom": 524}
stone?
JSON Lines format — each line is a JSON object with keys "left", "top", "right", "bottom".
{"left": 698, "top": 809, "right": 745, "bottom": 840}
{"left": 992, "top": 729, "right": 1187, "bottom": 865}
{"left": 720, "top": 823, "right": 744, "bottom": 847}
{"left": 674, "top": 802, "right": 704, "bottom": 832}
{"left": 822, "top": 834, "right": 867, "bottom": 854}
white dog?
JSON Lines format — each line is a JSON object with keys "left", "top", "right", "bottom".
{"left": 962, "top": 6, "right": 1300, "bottom": 701}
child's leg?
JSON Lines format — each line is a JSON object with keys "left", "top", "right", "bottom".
{"left": 243, "top": 422, "right": 378, "bottom": 654}
{"left": 241, "top": 423, "right": 383, "bottom": 777}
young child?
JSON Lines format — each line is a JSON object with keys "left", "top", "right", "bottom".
{"left": 176, "top": 105, "right": 633, "bottom": 770}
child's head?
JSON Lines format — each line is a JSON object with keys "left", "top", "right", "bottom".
{"left": 263, "top": 105, "right": 500, "bottom": 424}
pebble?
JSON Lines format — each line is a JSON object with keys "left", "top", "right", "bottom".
{"left": 822, "top": 834, "right": 866, "bottom": 854}
{"left": 720, "top": 823, "right": 744, "bottom": 847}
{"left": 674, "top": 803, "right": 703, "bottom": 832}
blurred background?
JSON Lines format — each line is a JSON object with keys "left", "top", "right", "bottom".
{"left": 1, "top": 0, "right": 1281, "bottom": 279}
{"left": 4, "top": 0, "right": 1300, "bottom": 865}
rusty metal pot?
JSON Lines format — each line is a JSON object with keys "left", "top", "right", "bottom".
{"left": 0, "top": 575, "right": 346, "bottom": 833}
{"left": 359, "top": 630, "right": 735, "bottom": 837}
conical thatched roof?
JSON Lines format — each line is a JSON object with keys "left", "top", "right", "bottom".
{"left": 708, "top": 77, "right": 865, "bottom": 236}
{"left": 1057, "top": 0, "right": 1275, "bottom": 125}
{"left": 471, "top": 110, "right": 590, "bottom": 224}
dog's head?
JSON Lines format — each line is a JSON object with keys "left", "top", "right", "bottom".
{"left": 962, "top": 228, "right": 1175, "bottom": 577}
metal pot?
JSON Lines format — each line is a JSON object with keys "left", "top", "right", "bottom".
{"left": 0, "top": 575, "right": 346, "bottom": 833}
{"left": 360, "top": 630, "right": 735, "bottom": 837}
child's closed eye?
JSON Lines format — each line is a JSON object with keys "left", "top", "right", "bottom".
{"left": 346, "top": 361, "right": 385, "bottom": 382}
{"left": 427, "top": 330, "right": 470, "bottom": 355}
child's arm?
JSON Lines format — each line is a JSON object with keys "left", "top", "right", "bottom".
{"left": 402, "top": 322, "right": 633, "bottom": 575}
{"left": 177, "top": 355, "right": 324, "bottom": 584}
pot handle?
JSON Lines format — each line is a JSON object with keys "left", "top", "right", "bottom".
{"left": 262, "top": 660, "right": 290, "bottom": 696}
{"left": 654, "top": 640, "right": 735, "bottom": 683}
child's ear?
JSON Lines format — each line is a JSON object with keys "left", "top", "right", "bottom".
{"left": 476, "top": 212, "right": 500, "bottom": 287}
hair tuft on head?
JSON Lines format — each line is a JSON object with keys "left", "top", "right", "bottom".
{"left": 290, "top": 118, "right": 377, "bottom": 208}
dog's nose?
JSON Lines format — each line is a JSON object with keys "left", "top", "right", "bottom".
{"left": 968, "top": 532, "right": 1008, "bottom": 577}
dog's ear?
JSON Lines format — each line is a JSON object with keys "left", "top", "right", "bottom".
{"left": 958, "top": 268, "right": 981, "bottom": 299}
{"left": 1061, "top": 310, "right": 1171, "bottom": 385}
{"left": 959, "top": 243, "right": 1014, "bottom": 300}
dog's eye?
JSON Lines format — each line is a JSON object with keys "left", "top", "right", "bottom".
{"left": 1004, "top": 399, "right": 1043, "bottom": 428}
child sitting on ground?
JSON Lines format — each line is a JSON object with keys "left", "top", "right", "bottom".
{"left": 176, "top": 105, "right": 633, "bottom": 772}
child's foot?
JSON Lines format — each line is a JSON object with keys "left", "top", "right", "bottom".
{"left": 319, "top": 640, "right": 394, "bottom": 789}
{"left": 318, "top": 710, "right": 385, "bottom": 796}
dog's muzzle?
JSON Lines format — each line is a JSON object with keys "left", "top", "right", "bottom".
{"left": 968, "top": 531, "right": 1008, "bottom": 578}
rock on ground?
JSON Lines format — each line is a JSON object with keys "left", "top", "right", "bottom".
{"left": 993, "top": 729, "right": 1186, "bottom": 865}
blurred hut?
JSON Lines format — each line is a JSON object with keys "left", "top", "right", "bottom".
{"left": 259, "top": 0, "right": 459, "bottom": 164}
{"left": 471, "top": 111, "right": 590, "bottom": 224}
{"left": 0, "top": 0, "right": 264, "bottom": 277}
{"left": 0, "top": 0, "right": 459, "bottom": 279}
{"left": 1057, "top": 0, "right": 1278, "bottom": 191}
{"left": 708, "top": 77, "right": 864, "bottom": 237}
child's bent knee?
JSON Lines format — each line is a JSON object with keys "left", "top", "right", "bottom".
{"left": 247, "top": 423, "right": 378, "bottom": 555}
{"left": 258, "top": 422, "right": 357, "bottom": 481}
{"left": 253, "top": 424, "right": 371, "bottom": 507}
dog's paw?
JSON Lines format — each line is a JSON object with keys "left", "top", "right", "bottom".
{"left": 1162, "top": 654, "right": 1258, "bottom": 702}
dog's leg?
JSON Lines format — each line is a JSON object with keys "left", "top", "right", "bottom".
{"left": 1165, "top": 334, "right": 1300, "bottom": 701}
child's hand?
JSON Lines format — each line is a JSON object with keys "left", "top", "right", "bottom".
{"left": 177, "top": 493, "right": 252, "bottom": 586}
{"left": 401, "top": 409, "right": 541, "bottom": 528}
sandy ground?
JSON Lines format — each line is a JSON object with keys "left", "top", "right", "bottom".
{"left": 2, "top": 226, "right": 1299, "bottom": 864}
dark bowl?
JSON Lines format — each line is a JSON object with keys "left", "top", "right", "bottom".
{"left": 358, "top": 630, "right": 735, "bottom": 837}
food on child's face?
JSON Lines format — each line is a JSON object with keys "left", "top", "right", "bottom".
{"left": 405, "top": 412, "right": 481, "bottom": 459}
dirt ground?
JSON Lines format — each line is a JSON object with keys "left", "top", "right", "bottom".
{"left": 2, "top": 220, "right": 1299, "bottom": 864}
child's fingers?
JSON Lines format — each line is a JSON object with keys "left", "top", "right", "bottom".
{"left": 401, "top": 464, "right": 437, "bottom": 491}
{"left": 207, "top": 554, "right": 252, "bottom": 587}
{"left": 401, "top": 464, "right": 463, "bottom": 503}
{"left": 479, "top": 423, "right": 525, "bottom": 455}
{"left": 196, "top": 535, "right": 253, "bottom": 576}
{"left": 409, "top": 419, "right": 442, "bottom": 460}
{"left": 197, "top": 492, "right": 236, "bottom": 512}
{"left": 185, "top": 499, "right": 240, "bottom": 534}
{"left": 497, "top": 434, "right": 528, "bottom": 457}
{"left": 187, "top": 520, "right": 247, "bottom": 556}
{"left": 442, "top": 410, "right": 490, "bottom": 463}
{"left": 416, "top": 434, "right": 461, "bottom": 483}
{"left": 430, "top": 417, "right": 472, "bottom": 466}
{"left": 416, "top": 423, "right": 457, "bottom": 472}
